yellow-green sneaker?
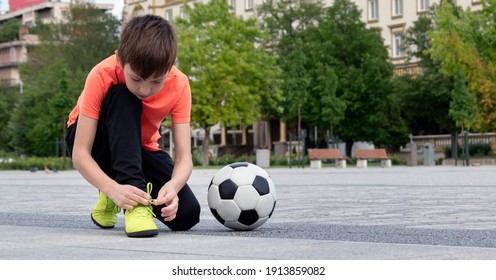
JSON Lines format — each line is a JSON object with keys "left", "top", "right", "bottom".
{"left": 124, "top": 183, "right": 158, "bottom": 237}
{"left": 91, "top": 192, "right": 120, "bottom": 229}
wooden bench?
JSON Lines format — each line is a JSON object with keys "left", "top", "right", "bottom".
{"left": 307, "top": 149, "right": 347, "bottom": 168}
{"left": 354, "top": 149, "right": 391, "bottom": 168}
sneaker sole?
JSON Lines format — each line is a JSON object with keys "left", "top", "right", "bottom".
{"left": 125, "top": 229, "right": 159, "bottom": 238}
{"left": 91, "top": 214, "right": 115, "bottom": 229}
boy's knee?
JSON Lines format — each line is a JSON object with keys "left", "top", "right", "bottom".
{"left": 169, "top": 217, "right": 200, "bottom": 232}
{"left": 104, "top": 85, "right": 140, "bottom": 108}
{"left": 168, "top": 204, "right": 201, "bottom": 231}
{"left": 100, "top": 85, "right": 142, "bottom": 124}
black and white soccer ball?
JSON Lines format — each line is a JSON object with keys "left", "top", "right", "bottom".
{"left": 207, "top": 162, "right": 277, "bottom": 230}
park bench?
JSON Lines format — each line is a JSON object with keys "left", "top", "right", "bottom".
{"left": 307, "top": 148, "right": 347, "bottom": 168}
{"left": 354, "top": 149, "right": 391, "bottom": 168}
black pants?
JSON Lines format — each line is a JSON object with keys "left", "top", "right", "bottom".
{"left": 66, "top": 84, "right": 200, "bottom": 231}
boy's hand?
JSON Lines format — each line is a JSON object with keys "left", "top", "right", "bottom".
{"left": 107, "top": 184, "right": 151, "bottom": 210}
{"left": 153, "top": 184, "right": 179, "bottom": 222}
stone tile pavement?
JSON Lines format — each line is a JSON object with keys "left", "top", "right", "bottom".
{"left": 0, "top": 165, "right": 495, "bottom": 260}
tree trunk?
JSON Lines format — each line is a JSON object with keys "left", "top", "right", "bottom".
{"left": 202, "top": 126, "right": 211, "bottom": 166}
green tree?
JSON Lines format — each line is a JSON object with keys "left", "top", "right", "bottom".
{"left": 312, "top": 0, "right": 404, "bottom": 151}
{"left": 391, "top": 12, "right": 454, "bottom": 136}
{"left": 10, "top": 0, "right": 120, "bottom": 156}
{"left": 259, "top": 0, "right": 404, "bottom": 152}
{"left": 257, "top": 0, "right": 325, "bottom": 124}
{"left": 449, "top": 64, "right": 478, "bottom": 131}
{"left": 0, "top": 19, "right": 20, "bottom": 43}
{"left": 449, "top": 64, "right": 478, "bottom": 162}
{"left": 391, "top": 72, "right": 453, "bottom": 135}
{"left": 0, "top": 84, "right": 19, "bottom": 153}
{"left": 175, "top": 0, "right": 280, "bottom": 166}
{"left": 429, "top": 0, "right": 496, "bottom": 130}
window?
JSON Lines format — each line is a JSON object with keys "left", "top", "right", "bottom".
{"left": 368, "top": 0, "right": 378, "bottom": 21}
{"left": 245, "top": 0, "right": 253, "bottom": 10}
{"left": 180, "top": 7, "right": 187, "bottom": 20}
{"left": 229, "top": 0, "right": 236, "bottom": 13}
{"left": 393, "top": 0, "right": 403, "bottom": 17}
{"left": 165, "top": 9, "right": 173, "bottom": 21}
{"left": 9, "top": 47, "right": 17, "bottom": 63}
{"left": 393, "top": 32, "right": 404, "bottom": 58}
{"left": 418, "top": 0, "right": 429, "bottom": 12}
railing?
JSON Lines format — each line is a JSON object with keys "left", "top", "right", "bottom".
{"left": 412, "top": 133, "right": 496, "bottom": 152}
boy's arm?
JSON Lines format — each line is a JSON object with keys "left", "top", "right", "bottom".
{"left": 72, "top": 114, "right": 151, "bottom": 209}
{"left": 170, "top": 122, "right": 193, "bottom": 188}
{"left": 154, "top": 122, "right": 193, "bottom": 221}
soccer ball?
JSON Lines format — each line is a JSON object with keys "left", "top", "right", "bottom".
{"left": 207, "top": 162, "right": 277, "bottom": 230}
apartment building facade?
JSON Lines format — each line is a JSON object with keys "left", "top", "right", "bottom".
{"left": 355, "top": 0, "right": 482, "bottom": 75}
{"left": 123, "top": 0, "right": 482, "bottom": 72}
{"left": 0, "top": 0, "right": 113, "bottom": 86}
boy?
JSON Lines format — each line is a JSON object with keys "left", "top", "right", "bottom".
{"left": 65, "top": 15, "right": 200, "bottom": 237}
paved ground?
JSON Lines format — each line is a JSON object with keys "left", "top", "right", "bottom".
{"left": 1, "top": 165, "right": 496, "bottom": 260}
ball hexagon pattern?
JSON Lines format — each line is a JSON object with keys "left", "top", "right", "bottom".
{"left": 207, "top": 162, "right": 276, "bottom": 230}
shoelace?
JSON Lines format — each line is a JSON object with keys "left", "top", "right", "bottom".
{"left": 127, "top": 204, "right": 156, "bottom": 218}
{"left": 147, "top": 182, "right": 156, "bottom": 205}
{"left": 127, "top": 182, "right": 156, "bottom": 218}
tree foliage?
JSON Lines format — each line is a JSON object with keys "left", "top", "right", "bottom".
{"left": 257, "top": 0, "right": 325, "bottom": 123}
{"left": 0, "top": 84, "right": 19, "bottom": 153}
{"left": 175, "top": 0, "right": 280, "bottom": 165}
{"left": 320, "top": 0, "right": 402, "bottom": 149}
{"left": 449, "top": 64, "right": 478, "bottom": 130}
{"left": 429, "top": 0, "right": 496, "bottom": 130}
{"left": 9, "top": 0, "right": 120, "bottom": 156}
{"left": 259, "top": 0, "right": 404, "bottom": 151}
{"left": 0, "top": 19, "right": 20, "bottom": 43}
{"left": 391, "top": 12, "right": 454, "bottom": 136}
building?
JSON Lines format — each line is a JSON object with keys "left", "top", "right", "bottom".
{"left": 0, "top": 0, "right": 113, "bottom": 86}
{"left": 0, "top": 25, "right": 35, "bottom": 87}
{"left": 123, "top": 0, "right": 482, "bottom": 72}
{"left": 8, "top": 0, "right": 51, "bottom": 12}
{"left": 354, "top": 0, "right": 481, "bottom": 75}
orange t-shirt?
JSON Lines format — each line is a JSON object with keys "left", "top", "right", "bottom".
{"left": 67, "top": 54, "right": 191, "bottom": 151}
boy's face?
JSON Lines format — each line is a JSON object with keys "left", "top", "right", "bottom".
{"left": 122, "top": 64, "right": 168, "bottom": 100}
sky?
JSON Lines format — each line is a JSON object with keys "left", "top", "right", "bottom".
{"left": 1, "top": 0, "right": 124, "bottom": 19}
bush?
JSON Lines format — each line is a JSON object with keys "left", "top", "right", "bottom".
{"left": 444, "top": 146, "right": 461, "bottom": 158}
{"left": 0, "top": 156, "right": 72, "bottom": 171}
{"left": 390, "top": 156, "right": 406, "bottom": 165}
{"left": 270, "top": 156, "right": 288, "bottom": 166}
{"left": 208, "top": 154, "right": 255, "bottom": 166}
{"left": 191, "top": 148, "right": 203, "bottom": 166}
{"left": 470, "top": 143, "right": 491, "bottom": 157}
{"left": 445, "top": 143, "right": 491, "bottom": 158}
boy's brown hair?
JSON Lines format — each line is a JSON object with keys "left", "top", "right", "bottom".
{"left": 118, "top": 14, "right": 177, "bottom": 79}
